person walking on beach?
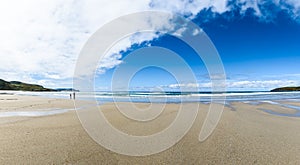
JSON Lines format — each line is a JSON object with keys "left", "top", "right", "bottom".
{"left": 70, "top": 93, "right": 72, "bottom": 99}
{"left": 73, "top": 92, "right": 75, "bottom": 100}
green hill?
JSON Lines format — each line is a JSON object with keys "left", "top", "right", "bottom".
{"left": 0, "top": 79, "right": 55, "bottom": 91}
{"left": 270, "top": 86, "right": 300, "bottom": 92}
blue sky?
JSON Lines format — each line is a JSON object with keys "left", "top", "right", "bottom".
{"left": 0, "top": 0, "right": 300, "bottom": 91}
{"left": 95, "top": 1, "right": 300, "bottom": 91}
{"left": 197, "top": 3, "right": 300, "bottom": 90}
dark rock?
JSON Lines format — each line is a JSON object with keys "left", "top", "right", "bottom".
{"left": 270, "top": 86, "right": 300, "bottom": 92}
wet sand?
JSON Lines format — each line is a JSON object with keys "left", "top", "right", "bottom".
{"left": 0, "top": 94, "right": 300, "bottom": 164}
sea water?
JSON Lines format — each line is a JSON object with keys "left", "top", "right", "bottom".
{"left": 1, "top": 91, "right": 300, "bottom": 117}
{"left": 9, "top": 90, "right": 299, "bottom": 103}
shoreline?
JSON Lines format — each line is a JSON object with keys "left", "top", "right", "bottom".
{"left": 1, "top": 93, "right": 300, "bottom": 118}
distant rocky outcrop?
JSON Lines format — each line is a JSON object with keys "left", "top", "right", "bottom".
{"left": 55, "top": 88, "right": 79, "bottom": 92}
{"left": 270, "top": 86, "right": 300, "bottom": 92}
{"left": 0, "top": 79, "right": 55, "bottom": 91}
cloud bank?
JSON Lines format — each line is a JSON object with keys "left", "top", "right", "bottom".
{"left": 167, "top": 79, "right": 300, "bottom": 91}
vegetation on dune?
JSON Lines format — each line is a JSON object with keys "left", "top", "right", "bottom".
{"left": 270, "top": 86, "right": 300, "bottom": 92}
{"left": 0, "top": 79, "right": 55, "bottom": 91}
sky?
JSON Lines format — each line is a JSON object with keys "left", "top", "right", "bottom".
{"left": 0, "top": 0, "right": 300, "bottom": 91}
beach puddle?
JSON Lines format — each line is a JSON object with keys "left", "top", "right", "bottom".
{"left": 0, "top": 108, "right": 75, "bottom": 118}
{"left": 0, "top": 103, "right": 101, "bottom": 118}
{"left": 257, "top": 101, "right": 300, "bottom": 117}
{"left": 259, "top": 108, "right": 300, "bottom": 117}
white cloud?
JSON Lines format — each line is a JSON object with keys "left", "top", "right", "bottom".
{"left": 149, "top": 0, "right": 229, "bottom": 17}
{"left": 0, "top": 0, "right": 85, "bottom": 82}
{"left": 169, "top": 83, "right": 200, "bottom": 89}
{"left": 97, "top": 32, "right": 160, "bottom": 74}
{"left": 192, "top": 28, "right": 201, "bottom": 36}
{"left": 172, "top": 26, "right": 188, "bottom": 37}
{"left": 239, "top": 0, "right": 262, "bottom": 16}
{"left": 283, "top": 0, "right": 300, "bottom": 20}
{"left": 0, "top": 0, "right": 152, "bottom": 86}
{"left": 167, "top": 80, "right": 300, "bottom": 91}
{"left": 229, "top": 80, "right": 300, "bottom": 89}
{"left": 235, "top": 0, "right": 300, "bottom": 21}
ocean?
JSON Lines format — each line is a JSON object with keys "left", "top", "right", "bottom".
{"left": 1, "top": 90, "right": 300, "bottom": 118}
{"left": 5, "top": 90, "right": 300, "bottom": 103}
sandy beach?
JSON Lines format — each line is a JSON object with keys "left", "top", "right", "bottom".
{"left": 0, "top": 94, "right": 300, "bottom": 164}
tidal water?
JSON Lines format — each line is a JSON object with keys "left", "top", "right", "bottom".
{"left": 1, "top": 91, "right": 300, "bottom": 117}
